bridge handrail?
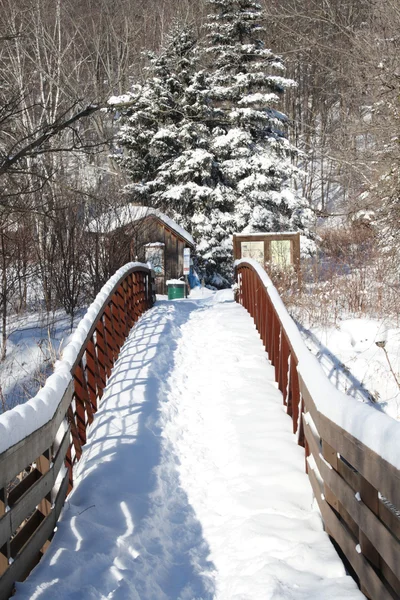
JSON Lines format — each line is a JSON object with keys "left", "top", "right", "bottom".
{"left": 0, "top": 262, "right": 154, "bottom": 599}
{"left": 235, "top": 258, "right": 400, "bottom": 600}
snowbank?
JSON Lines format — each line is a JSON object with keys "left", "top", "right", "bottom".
{"left": 0, "top": 263, "right": 150, "bottom": 455}
{"left": 235, "top": 258, "right": 400, "bottom": 470}
{"left": 301, "top": 319, "right": 399, "bottom": 418}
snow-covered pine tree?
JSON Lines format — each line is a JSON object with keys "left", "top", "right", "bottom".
{"left": 202, "top": 0, "right": 311, "bottom": 235}
{"left": 113, "top": 23, "right": 197, "bottom": 206}
{"left": 156, "top": 1, "right": 312, "bottom": 283}
{"left": 113, "top": 23, "right": 239, "bottom": 285}
{"left": 112, "top": 6, "right": 312, "bottom": 286}
{"left": 147, "top": 66, "right": 239, "bottom": 286}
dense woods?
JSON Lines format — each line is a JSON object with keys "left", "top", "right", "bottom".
{"left": 0, "top": 0, "right": 399, "bottom": 356}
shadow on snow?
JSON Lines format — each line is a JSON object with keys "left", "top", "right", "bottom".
{"left": 17, "top": 298, "right": 215, "bottom": 600}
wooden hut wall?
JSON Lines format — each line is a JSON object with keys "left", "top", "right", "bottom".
{"left": 177, "top": 239, "right": 184, "bottom": 275}
{"left": 128, "top": 215, "right": 192, "bottom": 291}
{"left": 165, "top": 229, "right": 174, "bottom": 281}
{"left": 130, "top": 218, "right": 163, "bottom": 262}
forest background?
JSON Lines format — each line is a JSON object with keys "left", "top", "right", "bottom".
{"left": 0, "top": 0, "right": 400, "bottom": 409}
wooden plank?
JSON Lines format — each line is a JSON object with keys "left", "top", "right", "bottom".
{"left": 318, "top": 458, "right": 400, "bottom": 581}
{"left": 317, "top": 410, "right": 400, "bottom": 511}
{"left": 0, "top": 427, "right": 69, "bottom": 549}
{"left": 299, "top": 373, "right": 400, "bottom": 509}
{"left": 289, "top": 355, "right": 301, "bottom": 434}
{"left": 297, "top": 396, "right": 305, "bottom": 448}
{"left": 379, "top": 498, "right": 400, "bottom": 542}
{"left": 297, "top": 376, "right": 321, "bottom": 435}
{"left": 121, "top": 278, "right": 130, "bottom": 335}
{"left": 273, "top": 317, "right": 280, "bottom": 381}
{"left": 0, "top": 513, "right": 10, "bottom": 562}
{"left": 10, "top": 511, "right": 45, "bottom": 558}
{"left": 110, "top": 295, "right": 123, "bottom": 351}
{"left": 116, "top": 286, "right": 127, "bottom": 339}
{"left": 126, "top": 275, "right": 134, "bottom": 330}
{"left": 85, "top": 338, "right": 99, "bottom": 410}
{"left": 67, "top": 405, "right": 82, "bottom": 462}
{"left": 96, "top": 319, "right": 111, "bottom": 381}
{"left": 139, "top": 273, "right": 145, "bottom": 313}
{"left": 324, "top": 483, "right": 340, "bottom": 513}
{"left": 0, "top": 381, "right": 73, "bottom": 489}
{"left": 8, "top": 470, "right": 41, "bottom": 507}
{"left": 104, "top": 304, "right": 118, "bottom": 362}
{"left": 322, "top": 439, "right": 338, "bottom": 469}
{"left": 132, "top": 272, "right": 139, "bottom": 321}
{"left": 0, "top": 489, "right": 5, "bottom": 516}
{"left": 308, "top": 463, "right": 396, "bottom": 600}
{"left": 302, "top": 414, "right": 322, "bottom": 472}
{"left": 260, "top": 289, "right": 266, "bottom": 350}
{"left": 266, "top": 294, "right": 273, "bottom": 357}
{"left": 36, "top": 451, "right": 51, "bottom": 519}
{"left": 0, "top": 551, "right": 7, "bottom": 578}
{"left": 359, "top": 477, "right": 380, "bottom": 569}
{"left": 65, "top": 444, "right": 73, "bottom": 494}
{"left": 73, "top": 360, "right": 92, "bottom": 439}
{"left": 337, "top": 496, "right": 360, "bottom": 539}
{"left": 381, "top": 559, "right": 400, "bottom": 598}
{"left": 94, "top": 324, "right": 108, "bottom": 388}
{"left": 279, "top": 333, "right": 290, "bottom": 403}
{"left": 0, "top": 472, "right": 69, "bottom": 600}
{"left": 337, "top": 457, "right": 360, "bottom": 492}
{"left": 113, "top": 288, "right": 125, "bottom": 346}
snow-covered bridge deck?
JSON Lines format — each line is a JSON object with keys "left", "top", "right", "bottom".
{"left": 13, "top": 291, "right": 362, "bottom": 600}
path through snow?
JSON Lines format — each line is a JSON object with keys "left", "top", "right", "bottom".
{"left": 15, "top": 291, "right": 363, "bottom": 600}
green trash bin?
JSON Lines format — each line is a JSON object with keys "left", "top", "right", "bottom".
{"left": 167, "top": 280, "right": 186, "bottom": 299}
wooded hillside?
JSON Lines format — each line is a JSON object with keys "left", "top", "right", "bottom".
{"left": 0, "top": 0, "right": 398, "bottom": 355}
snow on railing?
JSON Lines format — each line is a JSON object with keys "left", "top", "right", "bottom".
{"left": 235, "top": 258, "right": 400, "bottom": 600}
{"left": 0, "top": 263, "right": 154, "bottom": 600}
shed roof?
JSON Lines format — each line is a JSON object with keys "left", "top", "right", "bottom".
{"left": 88, "top": 205, "right": 195, "bottom": 246}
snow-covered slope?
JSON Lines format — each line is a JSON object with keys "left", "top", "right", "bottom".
{"left": 14, "top": 291, "right": 362, "bottom": 599}
{"left": 299, "top": 318, "right": 400, "bottom": 420}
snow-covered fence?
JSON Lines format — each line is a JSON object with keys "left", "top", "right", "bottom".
{"left": 0, "top": 263, "right": 154, "bottom": 600}
{"left": 235, "top": 259, "right": 400, "bottom": 600}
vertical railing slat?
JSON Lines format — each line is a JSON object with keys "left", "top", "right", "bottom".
{"left": 85, "top": 338, "right": 99, "bottom": 411}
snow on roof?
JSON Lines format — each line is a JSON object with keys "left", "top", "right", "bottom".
{"left": 87, "top": 205, "right": 195, "bottom": 246}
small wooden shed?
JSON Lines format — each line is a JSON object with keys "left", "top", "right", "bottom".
{"left": 89, "top": 205, "right": 195, "bottom": 294}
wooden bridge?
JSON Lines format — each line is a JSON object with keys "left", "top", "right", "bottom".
{"left": 0, "top": 260, "right": 399, "bottom": 599}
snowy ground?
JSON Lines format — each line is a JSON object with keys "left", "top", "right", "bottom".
{"left": 299, "top": 318, "right": 400, "bottom": 420}
{"left": 14, "top": 290, "right": 362, "bottom": 600}
{"left": 0, "top": 309, "right": 83, "bottom": 411}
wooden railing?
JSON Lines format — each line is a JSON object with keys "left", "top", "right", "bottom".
{"left": 235, "top": 259, "right": 400, "bottom": 600}
{"left": 0, "top": 264, "right": 154, "bottom": 599}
